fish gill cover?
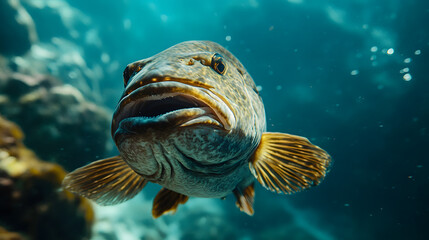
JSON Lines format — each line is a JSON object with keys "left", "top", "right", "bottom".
{"left": 0, "top": 0, "right": 428, "bottom": 240}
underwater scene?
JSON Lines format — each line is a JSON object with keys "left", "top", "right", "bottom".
{"left": 1, "top": 0, "right": 428, "bottom": 239}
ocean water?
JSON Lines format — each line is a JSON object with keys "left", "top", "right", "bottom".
{"left": 0, "top": 0, "right": 428, "bottom": 239}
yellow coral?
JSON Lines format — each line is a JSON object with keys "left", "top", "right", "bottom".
{"left": 0, "top": 115, "right": 95, "bottom": 238}
{"left": 0, "top": 150, "right": 26, "bottom": 177}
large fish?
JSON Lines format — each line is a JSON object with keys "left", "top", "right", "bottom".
{"left": 63, "top": 41, "right": 331, "bottom": 217}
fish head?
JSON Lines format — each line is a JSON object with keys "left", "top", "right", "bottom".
{"left": 111, "top": 41, "right": 265, "bottom": 181}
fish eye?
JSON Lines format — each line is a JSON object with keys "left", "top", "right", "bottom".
{"left": 211, "top": 53, "right": 227, "bottom": 75}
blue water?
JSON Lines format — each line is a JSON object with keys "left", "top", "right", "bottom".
{"left": 1, "top": 0, "right": 428, "bottom": 239}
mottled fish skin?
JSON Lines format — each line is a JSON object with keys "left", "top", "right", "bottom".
{"left": 112, "top": 41, "right": 265, "bottom": 198}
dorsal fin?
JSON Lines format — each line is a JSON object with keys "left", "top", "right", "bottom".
{"left": 152, "top": 188, "right": 189, "bottom": 218}
{"left": 249, "top": 133, "right": 331, "bottom": 194}
{"left": 62, "top": 156, "right": 147, "bottom": 205}
{"left": 233, "top": 183, "right": 255, "bottom": 216}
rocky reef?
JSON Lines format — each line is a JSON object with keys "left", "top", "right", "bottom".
{"left": 0, "top": 72, "right": 110, "bottom": 171}
{"left": 0, "top": 115, "right": 94, "bottom": 240}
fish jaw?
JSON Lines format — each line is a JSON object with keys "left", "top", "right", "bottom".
{"left": 111, "top": 80, "right": 236, "bottom": 136}
{"left": 111, "top": 80, "right": 237, "bottom": 178}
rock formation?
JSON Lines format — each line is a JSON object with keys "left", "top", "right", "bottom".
{"left": 0, "top": 115, "right": 94, "bottom": 240}
{"left": 0, "top": 72, "right": 110, "bottom": 171}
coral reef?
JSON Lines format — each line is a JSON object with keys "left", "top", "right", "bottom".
{"left": 0, "top": 226, "right": 23, "bottom": 240}
{"left": 0, "top": 72, "right": 110, "bottom": 171}
{"left": 0, "top": 116, "right": 94, "bottom": 240}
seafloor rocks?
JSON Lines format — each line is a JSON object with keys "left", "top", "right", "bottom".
{"left": 90, "top": 196, "right": 328, "bottom": 240}
{"left": 0, "top": 72, "right": 110, "bottom": 171}
{"left": 0, "top": 116, "right": 94, "bottom": 240}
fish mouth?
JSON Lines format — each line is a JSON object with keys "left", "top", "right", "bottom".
{"left": 112, "top": 79, "right": 235, "bottom": 136}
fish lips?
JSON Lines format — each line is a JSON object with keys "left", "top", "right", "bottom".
{"left": 111, "top": 81, "right": 235, "bottom": 138}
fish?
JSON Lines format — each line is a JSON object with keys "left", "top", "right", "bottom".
{"left": 62, "top": 40, "right": 332, "bottom": 218}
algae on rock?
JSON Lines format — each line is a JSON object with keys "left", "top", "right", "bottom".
{"left": 0, "top": 116, "right": 94, "bottom": 240}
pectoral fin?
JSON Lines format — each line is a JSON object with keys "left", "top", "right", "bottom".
{"left": 249, "top": 133, "right": 331, "bottom": 194}
{"left": 62, "top": 156, "right": 147, "bottom": 205}
{"left": 233, "top": 183, "right": 255, "bottom": 216}
{"left": 152, "top": 188, "right": 189, "bottom": 218}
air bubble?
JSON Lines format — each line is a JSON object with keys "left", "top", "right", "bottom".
{"left": 414, "top": 50, "right": 421, "bottom": 55}
{"left": 225, "top": 35, "right": 231, "bottom": 41}
{"left": 403, "top": 73, "right": 412, "bottom": 81}
{"left": 403, "top": 58, "right": 412, "bottom": 63}
{"left": 370, "top": 46, "right": 378, "bottom": 52}
{"left": 160, "top": 14, "right": 168, "bottom": 22}
{"left": 350, "top": 70, "right": 359, "bottom": 75}
{"left": 101, "top": 53, "right": 110, "bottom": 63}
{"left": 387, "top": 48, "right": 394, "bottom": 55}
{"left": 400, "top": 68, "right": 409, "bottom": 74}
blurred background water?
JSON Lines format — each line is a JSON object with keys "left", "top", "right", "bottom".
{"left": 0, "top": 0, "right": 428, "bottom": 239}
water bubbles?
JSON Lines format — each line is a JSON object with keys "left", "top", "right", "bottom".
{"left": 287, "top": 0, "right": 303, "bottom": 3}
{"left": 368, "top": 45, "right": 417, "bottom": 83}
{"left": 350, "top": 70, "right": 359, "bottom": 75}
{"left": 356, "top": 96, "right": 365, "bottom": 103}
{"left": 225, "top": 35, "right": 231, "bottom": 41}
{"left": 101, "top": 53, "right": 110, "bottom": 63}
{"left": 68, "top": 71, "right": 77, "bottom": 79}
{"left": 160, "top": 14, "right": 168, "bottom": 22}
{"left": 256, "top": 85, "right": 263, "bottom": 92}
{"left": 276, "top": 85, "right": 282, "bottom": 91}
{"left": 403, "top": 73, "right": 412, "bottom": 81}
{"left": 123, "top": 19, "right": 131, "bottom": 30}
{"left": 344, "top": 203, "right": 350, "bottom": 207}
{"left": 400, "top": 68, "right": 409, "bottom": 74}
